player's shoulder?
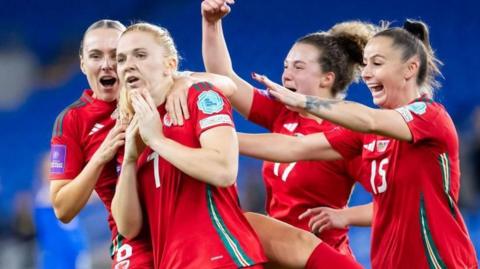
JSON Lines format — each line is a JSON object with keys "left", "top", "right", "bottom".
{"left": 52, "top": 97, "right": 91, "bottom": 138}
{"left": 395, "top": 97, "right": 445, "bottom": 122}
{"left": 188, "top": 81, "right": 223, "bottom": 97}
{"left": 188, "top": 82, "right": 228, "bottom": 112}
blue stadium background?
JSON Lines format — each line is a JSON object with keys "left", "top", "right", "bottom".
{"left": 0, "top": 0, "right": 478, "bottom": 268}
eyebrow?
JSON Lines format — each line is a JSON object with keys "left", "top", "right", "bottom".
{"left": 87, "top": 48, "right": 117, "bottom": 54}
{"left": 365, "top": 54, "right": 386, "bottom": 60}
{"left": 117, "top": 47, "right": 145, "bottom": 56}
{"left": 284, "top": 60, "right": 307, "bottom": 65}
{"left": 87, "top": 49, "right": 103, "bottom": 54}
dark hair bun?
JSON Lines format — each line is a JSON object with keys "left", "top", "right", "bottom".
{"left": 403, "top": 20, "right": 428, "bottom": 43}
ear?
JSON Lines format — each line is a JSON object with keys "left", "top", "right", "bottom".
{"left": 79, "top": 56, "right": 86, "bottom": 75}
{"left": 404, "top": 56, "right": 420, "bottom": 81}
{"left": 163, "top": 58, "right": 178, "bottom": 76}
{"left": 319, "top": 71, "right": 335, "bottom": 89}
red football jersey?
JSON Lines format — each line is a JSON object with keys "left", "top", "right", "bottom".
{"left": 49, "top": 90, "right": 152, "bottom": 268}
{"left": 136, "top": 82, "right": 267, "bottom": 269}
{"left": 325, "top": 97, "right": 478, "bottom": 268}
{"left": 248, "top": 89, "right": 362, "bottom": 255}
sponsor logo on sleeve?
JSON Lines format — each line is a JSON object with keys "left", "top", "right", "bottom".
{"left": 197, "top": 90, "right": 224, "bottom": 114}
{"left": 407, "top": 102, "right": 427, "bottom": 115}
{"left": 395, "top": 107, "right": 413, "bottom": 122}
{"left": 50, "top": 145, "right": 66, "bottom": 174}
{"left": 199, "top": 114, "right": 233, "bottom": 129}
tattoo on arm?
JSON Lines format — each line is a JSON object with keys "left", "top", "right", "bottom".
{"left": 305, "top": 96, "right": 347, "bottom": 112}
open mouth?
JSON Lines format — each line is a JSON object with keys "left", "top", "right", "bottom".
{"left": 126, "top": 76, "right": 140, "bottom": 88}
{"left": 369, "top": 84, "right": 384, "bottom": 92}
{"left": 368, "top": 84, "right": 385, "bottom": 99}
{"left": 100, "top": 76, "right": 117, "bottom": 87}
{"left": 286, "top": 87, "right": 297, "bottom": 92}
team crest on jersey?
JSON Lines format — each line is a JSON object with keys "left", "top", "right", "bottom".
{"left": 407, "top": 102, "right": 427, "bottom": 115}
{"left": 197, "top": 90, "right": 224, "bottom": 114}
{"left": 163, "top": 114, "right": 173, "bottom": 127}
{"left": 376, "top": 140, "right": 390, "bottom": 152}
{"left": 50, "top": 145, "right": 66, "bottom": 174}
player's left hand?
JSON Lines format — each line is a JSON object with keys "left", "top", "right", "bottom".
{"left": 130, "top": 88, "right": 164, "bottom": 147}
{"left": 166, "top": 73, "right": 194, "bottom": 126}
{"left": 251, "top": 72, "right": 307, "bottom": 110}
{"left": 299, "top": 207, "right": 348, "bottom": 234}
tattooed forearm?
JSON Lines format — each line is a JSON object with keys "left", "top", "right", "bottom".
{"left": 305, "top": 96, "right": 347, "bottom": 112}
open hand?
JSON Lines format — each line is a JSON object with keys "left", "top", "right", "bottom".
{"left": 299, "top": 207, "right": 348, "bottom": 234}
{"left": 251, "top": 72, "right": 307, "bottom": 110}
{"left": 130, "top": 89, "right": 164, "bottom": 147}
{"left": 92, "top": 120, "right": 126, "bottom": 165}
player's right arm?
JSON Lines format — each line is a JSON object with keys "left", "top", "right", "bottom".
{"left": 111, "top": 116, "right": 144, "bottom": 239}
{"left": 238, "top": 132, "right": 343, "bottom": 162}
{"left": 50, "top": 113, "right": 125, "bottom": 223}
{"left": 201, "top": 0, "right": 255, "bottom": 118}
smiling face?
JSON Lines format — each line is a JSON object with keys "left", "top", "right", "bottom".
{"left": 80, "top": 28, "right": 122, "bottom": 102}
{"left": 362, "top": 36, "right": 415, "bottom": 108}
{"left": 282, "top": 42, "right": 328, "bottom": 96}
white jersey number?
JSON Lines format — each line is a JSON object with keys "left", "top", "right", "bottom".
{"left": 115, "top": 243, "right": 132, "bottom": 269}
{"left": 273, "top": 162, "right": 297, "bottom": 182}
{"left": 370, "top": 158, "right": 388, "bottom": 194}
{"left": 147, "top": 152, "right": 161, "bottom": 188}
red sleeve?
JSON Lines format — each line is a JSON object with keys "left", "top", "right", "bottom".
{"left": 189, "top": 82, "right": 235, "bottom": 138}
{"left": 49, "top": 110, "right": 84, "bottom": 180}
{"left": 248, "top": 88, "right": 285, "bottom": 130}
{"left": 345, "top": 156, "right": 364, "bottom": 182}
{"left": 324, "top": 127, "right": 364, "bottom": 160}
{"left": 394, "top": 101, "right": 444, "bottom": 144}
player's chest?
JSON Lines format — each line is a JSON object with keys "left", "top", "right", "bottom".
{"left": 272, "top": 116, "right": 331, "bottom": 135}
{"left": 82, "top": 116, "right": 116, "bottom": 158}
{"left": 138, "top": 149, "right": 177, "bottom": 194}
{"left": 263, "top": 158, "right": 349, "bottom": 193}
{"left": 361, "top": 137, "right": 399, "bottom": 195}
{"left": 161, "top": 113, "right": 198, "bottom": 147}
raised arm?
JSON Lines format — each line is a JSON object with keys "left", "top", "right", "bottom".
{"left": 201, "top": 0, "right": 255, "bottom": 117}
{"left": 50, "top": 122, "right": 125, "bottom": 223}
{"left": 238, "top": 132, "right": 343, "bottom": 162}
{"left": 253, "top": 73, "right": 412, "bottom": 141}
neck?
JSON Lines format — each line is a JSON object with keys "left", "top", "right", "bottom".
{"left": 150, "top": 76, "right": 174, "bottom": 106}
{"left": 392, "top": 85, "right": 422, "bottom": 108}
